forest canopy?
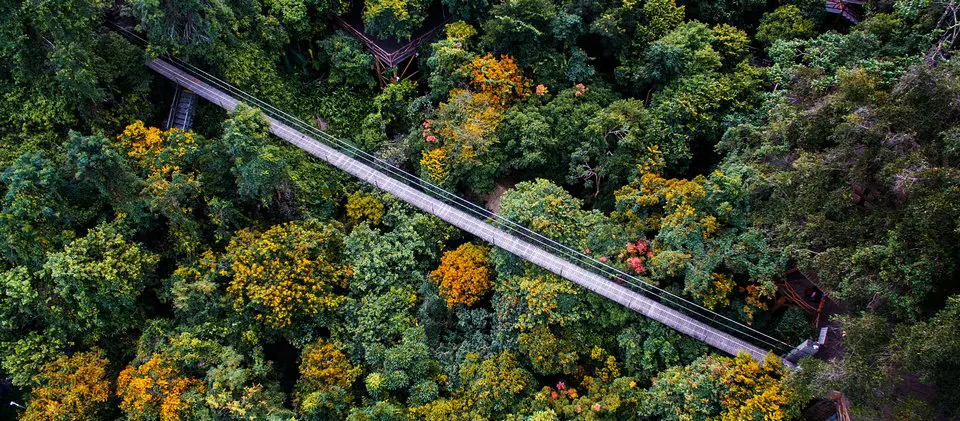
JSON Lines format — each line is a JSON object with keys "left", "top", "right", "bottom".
{"left": 2, "top": 0, "right": 960, "bottom": 419}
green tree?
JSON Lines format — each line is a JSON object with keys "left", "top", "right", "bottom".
{"left": 363, "top": 0, "right": 429, "bottom": 39}
{"left": 895, "top": 295, "right": 960, "bottom": 415}
{"left": 128, "top": 0, "right": 237, "bottom": 58}
{"left": 65, "top": 131, "right": 141, "bottom": 212}
{"left": 43, "top": 221, "right": 159, "bottom": 342}
{"left": 2, "top": 0, "right": 110, "bottom": 103}
{"left": 479, "top": 0, "right": 561, "bottom": 68}
{"left": 495, "top": 85, "right": 616, "bottom": 190}
{"left": 222, "top": 104, "right": 295, "bottom": 214}
{"left": 364, "top": 326, "right": 440, "bottom": 406}
{"left": 320, "top": 31, "right": 375, "bottom": 89}
{"left": 344, "top": 201, "right": 452, "bottom": 296}
{"left": 494, "top": 179, "right": 605, "bottom": 265}
{"left": 682, "top": 0, "right": 765, "bottom": 30}
{"left": 0, "top": 153, "right": 79, "bottom": 268}
{"left": 0, "top": 267, "right": 43, "bottom": 344}
{"left": 756, "top": 5, "right": 815, "bottom": 45}
{"left": 348, "top": 401, "right": 412, "bottom": 421}
{"left": 0, "top": 329, "right": 68, "bottom": 388}
{"left": 591, "top": 0, "right": 684, "bottom": 62}
{"left": 426, "top": 22, "right": 478, "bottom": 99}
{"left": 164, "top": 250, "right": 227, "bottom": 327}
{"left": 617, "top": 320, "right": 708, "bottom": 383}
{"left": 361, "top": 80, "right": 418, "bottom": 151}
{"left": 576, "top": 98, "right": 678, "bottom": 197}
{"left": 0, "top": 0, "right": 153, "bottom": 165}
{"left": 349, "top": 285, "right": 419, "bottom": 358}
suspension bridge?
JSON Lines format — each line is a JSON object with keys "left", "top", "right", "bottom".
{"left": 112, "top": 24, "right": 806, "bottom": 365}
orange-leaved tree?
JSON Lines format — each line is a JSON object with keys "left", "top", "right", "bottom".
{"left": 430, "top": 242, "right": 493, "bottom": 308}
{"left": 418, "top": 89, "right": 503, "bottom": 189}
{"left": 418, "top": 54, "right": 528, "bottom": 191}
{"left": 116, "top": 355, "right": 206, "bottom": 421}
{"left": 463, "top": 53, "right": 530, "bottom": 106}
{"left": 22, "top": 351, "right": 111, "bottom": 421}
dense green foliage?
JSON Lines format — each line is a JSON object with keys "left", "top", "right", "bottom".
{"left": 3, "top": 0, "right": 960, "bottom": 419}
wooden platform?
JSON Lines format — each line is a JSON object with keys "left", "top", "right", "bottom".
{"left": 826, "top": 0, "right": 862, "bottom": 24}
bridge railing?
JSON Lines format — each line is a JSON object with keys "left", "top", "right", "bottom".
{"left": 109, "top": 22, "right": 793, "bottom": 355}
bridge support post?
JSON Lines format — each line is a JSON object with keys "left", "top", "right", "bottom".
{"left": 785, "top": 327, "right": 829, "bottom": 364}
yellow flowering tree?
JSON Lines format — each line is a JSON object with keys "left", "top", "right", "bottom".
{"left": 411, "top": 352, "right": 533, "bottom": 420}
{"left": 419, "top": 147, "right": 450, "bottom": 186}
{"left": 115, "top": 121, "right": 203, "bottom": 253}
{"left": 295, "top": 338, "right": 362, "bottom": 419}
{"left": 345, "top": 191, "right": 386, "bottom": 226}
{"left": 116, "top": 121, "right": 200, "bottom": 186}
{"left": 639, "top": 352, "right": 802, "bottom": 421}
{"left": 464, "top": 53, "right": 530, "bottom": 106}
{"left": 503, "top": 271, "right": 585, "bottom": 376}
{"left": 225, "top": 219, "right": 349, "bottom": 330}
